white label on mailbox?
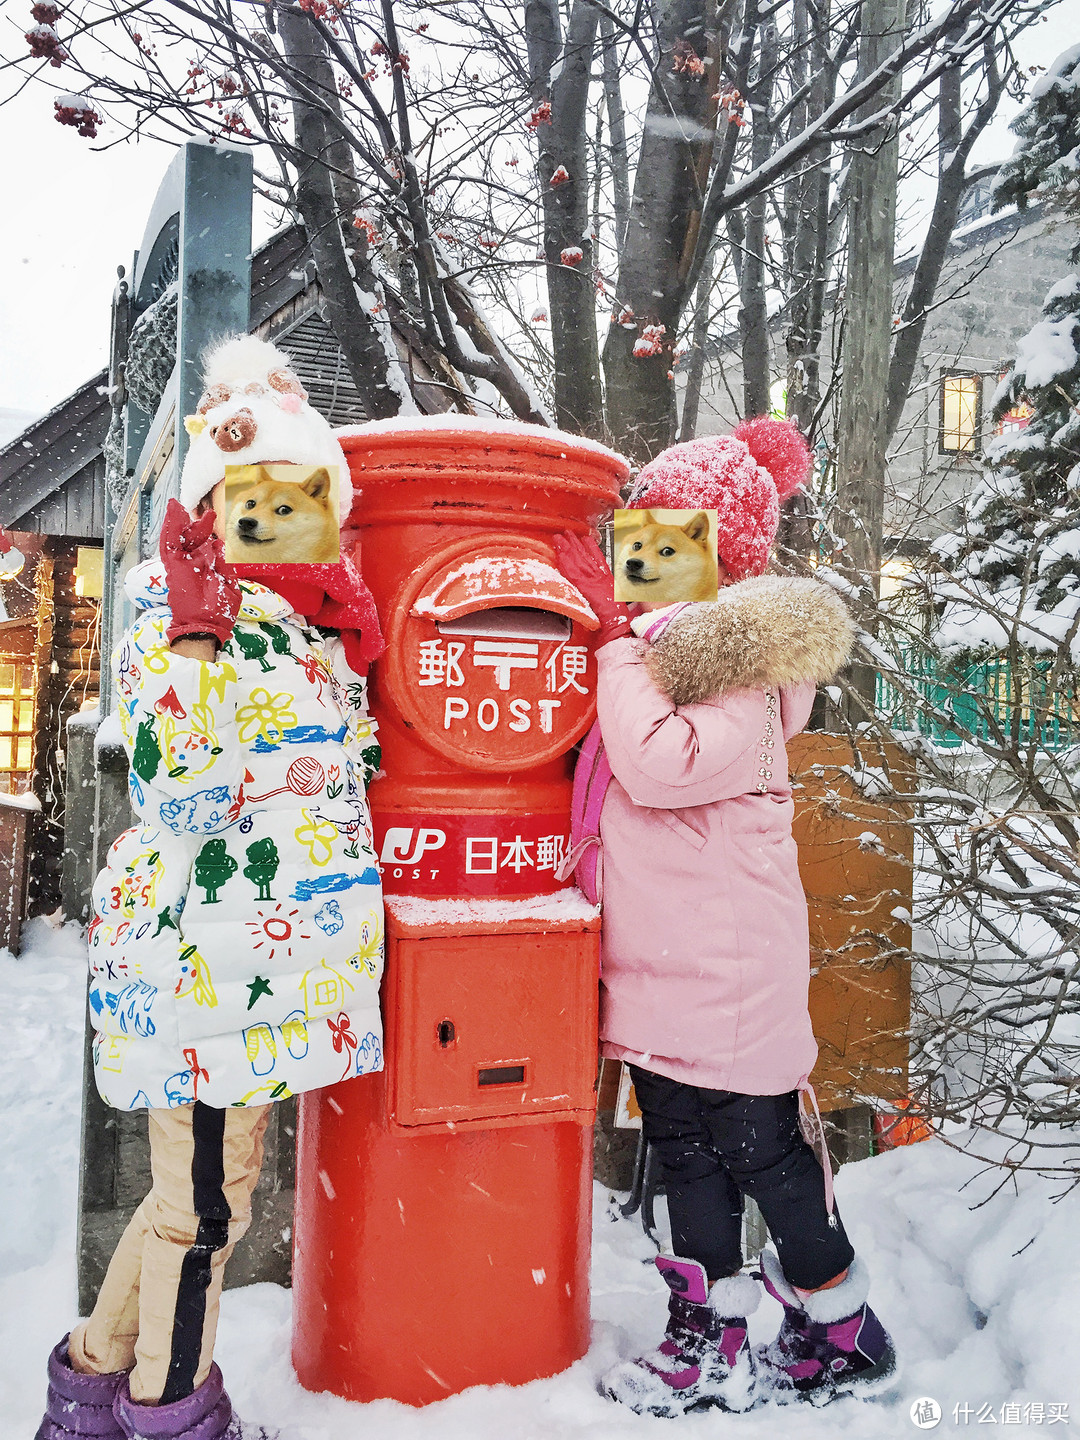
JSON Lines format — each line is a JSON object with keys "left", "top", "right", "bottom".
{"left": 545, "top": 643, "right": 590, "bottom": 694}
{"left": 441, "top": 697, "right": 563, "bottom": 734}
{"left": 463, "top": 833, "right": 567, "bottom": 875}
{"left": 380, "top": 827, "right": 448, "bottom": 864}
{"left": 417, "top": 638, "right": 466, "bottom": 687}
{"left": 471, "top": 639, "right": 540, "bottom": 691}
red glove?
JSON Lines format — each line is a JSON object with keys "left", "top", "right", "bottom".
{"left": 553, "top": 532, "right": 633, "bottom": 648}
{"left": 160, "top": 498, "right": 242, "bottom": 646}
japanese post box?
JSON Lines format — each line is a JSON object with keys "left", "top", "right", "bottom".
{"left": 291, "top": 418, "right": 628, "bottom": 1406}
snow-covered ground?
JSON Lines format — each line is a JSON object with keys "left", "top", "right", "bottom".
{"left": 4, "top": 918, "right": 1078, "bottom": 1438}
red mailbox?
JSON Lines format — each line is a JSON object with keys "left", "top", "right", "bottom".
{"left": 291, "top": 418, "right": 627, "bottom": 1405}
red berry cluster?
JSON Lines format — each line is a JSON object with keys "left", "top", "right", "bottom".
{"left": 54, "top": 96, "right": 101, "bottom": 137}
{"left": 632, "top": 323, "right": 668, "bottom": 359}
{"left": 26, "top": 14, "right": 69, "bottom": 67}
{"left": 672, "top": 39, "right": 705, "bottom": 78}
{"left": 220, "top": 109, "right": 252, "bottom": 138}
{"left": 352, "top": 215, "right": 383, "bottom": 245}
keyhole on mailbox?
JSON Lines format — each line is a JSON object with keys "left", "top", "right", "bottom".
{"left": 437, "top": 1019, "right": 456, "bottom": 1048}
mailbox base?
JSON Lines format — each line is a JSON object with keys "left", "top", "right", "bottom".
{"left": 292, "top": 1074, "right": 592, "bottom": 1405}
{"left": 292, "top": 896, "right": 600, "bottom": 1406}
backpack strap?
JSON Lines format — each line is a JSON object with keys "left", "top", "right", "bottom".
{"left": 556, "top": 720, "right": 612, "bottom": 904}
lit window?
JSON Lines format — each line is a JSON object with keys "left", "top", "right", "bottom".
{"left": 0, "top": 662, "right": 35, "bottom": 792}
{"left": 939, "top": 371, "right": 982, "bottom": 454}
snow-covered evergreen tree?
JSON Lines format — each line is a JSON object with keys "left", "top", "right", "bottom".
{"left": 859, "top": 49, "right": 1080, "bottom": 1163}
{"left": 933, "top": 46, "right": 1080, "bottom": 660}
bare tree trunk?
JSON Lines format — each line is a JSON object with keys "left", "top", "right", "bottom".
{"left": 600, "top": 15, "right": 631, "bottom": 252}
{"left": 784, "top": 0, "right": 835, "bottom": 444}
{"left": 603, "top": 0, "right": 720, "bottom": 462}
{"left": 527, "top": 0, "right": 603, "bottom": 436}
{"left": 739, "top": 21, "right": 777, "bottom": 417}
{"left": 278, "top": 5, "right": 402, "bottom": 417}
{"left": 677, "top": 247, "right": 718, "bottom": 441}
{"left": 835, "top": 0, "right": 907, "bottom": 714}
{"left": 885, "top": 43, "right": 1004, "bottom": 438}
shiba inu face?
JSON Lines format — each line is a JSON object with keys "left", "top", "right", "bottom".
{"left": 223, "top": 464, "right": 339, "bottom": 564}
{"left": 614, "top": 509, "right": 718, "bottom": 604}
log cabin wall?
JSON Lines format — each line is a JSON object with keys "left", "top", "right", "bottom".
{"left": 29, "top": 538, "right": 101, "bottom": 916}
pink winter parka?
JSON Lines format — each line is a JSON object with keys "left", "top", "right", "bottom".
{"left": 595, "top": 575, "right": 854, "bottom": 1096}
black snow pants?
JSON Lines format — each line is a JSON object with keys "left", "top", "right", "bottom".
{"left": 629, "top": 1065, "right": 856, "bottom": 1291}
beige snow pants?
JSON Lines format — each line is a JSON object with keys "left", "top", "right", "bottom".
{"left": 69, "top": 1101, "right": 270, "bottom": 1404}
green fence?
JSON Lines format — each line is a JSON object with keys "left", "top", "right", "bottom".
{"left": 875, "top": 648, "right": 1080, "bottom": 749}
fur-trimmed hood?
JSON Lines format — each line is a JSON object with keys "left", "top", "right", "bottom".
{"left": 644, "top": 574, "right": 853, "bottom": 706}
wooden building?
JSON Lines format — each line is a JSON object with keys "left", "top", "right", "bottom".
{"left": 0, "top": 369, "right": 108, "bottom": 916}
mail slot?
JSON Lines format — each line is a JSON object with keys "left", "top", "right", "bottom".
{"left": 479, "top": 1064, "right": 526, "bottom": 1086}
{"left": 292, "top": 419, "right": 625, "bottom": 1407}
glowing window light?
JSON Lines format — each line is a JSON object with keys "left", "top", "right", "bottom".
{"left": 940, "top": 371, "right": 982, "bottom": 454}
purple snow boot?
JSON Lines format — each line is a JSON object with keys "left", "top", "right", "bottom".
{"left": 113, "top": 1364, "right": 277, "bottom": 1440}
{"left": 757, "top": 1249, "right": 899, "bottom": 1405}
{"left": 601, "top": 1255, "right": 760, "bottom": 1417}
{"left": 35, "top": 1336, "right": 126, "bottom": 1440}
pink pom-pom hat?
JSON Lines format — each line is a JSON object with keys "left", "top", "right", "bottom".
{"left": 630, "top": 417, "right": 811, "bottom": 580}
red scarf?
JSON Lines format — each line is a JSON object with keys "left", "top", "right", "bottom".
{"left": 229, "top": 555, "right": 385, "bottom": 673}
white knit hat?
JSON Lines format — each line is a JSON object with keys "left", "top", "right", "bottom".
{"left": 179, "top": 334, "right": 353, "bottom": 525}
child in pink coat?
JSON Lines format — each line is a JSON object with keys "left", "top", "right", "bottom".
{"left": 554, "top": 419, "right": 897, "bottom": 1417}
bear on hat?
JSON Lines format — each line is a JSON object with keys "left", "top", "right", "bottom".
{"left": 180, "top": 334, "right": 352, "bottom": 525}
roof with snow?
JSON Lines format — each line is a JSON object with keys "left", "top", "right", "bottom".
{"left": 0, "top": 224, "right": 460, "bottom": 538}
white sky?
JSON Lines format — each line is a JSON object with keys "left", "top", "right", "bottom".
{"left": 1, "top": 6, "right": 1079, "bottom": 425}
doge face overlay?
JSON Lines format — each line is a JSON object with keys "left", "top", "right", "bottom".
{"left": 613, "top": 508, "right": 719, "bottom": 605}
{"left": 222, "top": 463, "right": 341, "bottom": 565}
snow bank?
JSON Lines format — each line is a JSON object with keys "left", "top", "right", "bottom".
{"left": 5, "top": 919, "right": 1078, "bottom": 1436}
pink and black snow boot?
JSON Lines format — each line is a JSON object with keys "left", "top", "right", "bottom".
{"left": 601, "top": 1255, "right": 760, "bottom": 1417}
{"left": 757, "top": 1248, "right": 898, "bottom": 1405}
{"left": 35, "top": 1336, "right": 126, "bottom": 1440}
{"left": 113, "top": 1363, "right": 276, "bottom": 1440}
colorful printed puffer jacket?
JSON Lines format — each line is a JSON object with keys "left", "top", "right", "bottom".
{"left": 88, "top": 559, "right": 384, "bottom": 1111}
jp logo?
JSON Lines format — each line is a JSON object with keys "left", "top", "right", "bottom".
{"left": 379, "top": 827, "right": 446, "bottom": 865}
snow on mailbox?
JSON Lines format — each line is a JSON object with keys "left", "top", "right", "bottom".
{"left": 291, "top": 417, "right": 629, "bottom": 1408}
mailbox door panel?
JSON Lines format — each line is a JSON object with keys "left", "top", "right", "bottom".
{"left": 388, "top": 932, "right": 598, "bottom": 1126}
